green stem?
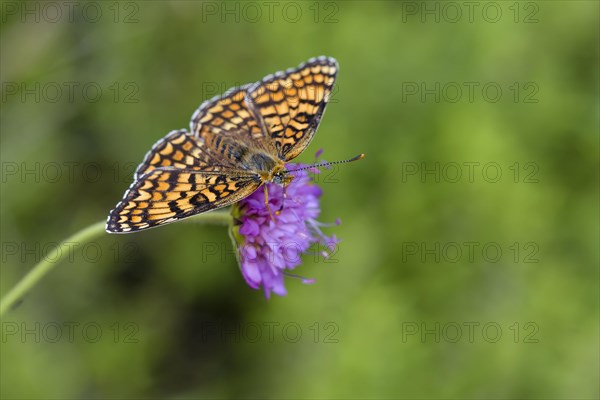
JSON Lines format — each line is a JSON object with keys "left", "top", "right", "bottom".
{"left": 0, "top": 210, "right": 231, "bottom": 316}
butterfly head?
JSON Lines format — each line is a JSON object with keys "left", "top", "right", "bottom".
{"left": 272, "top": 169, "right": 293, "bottom": 186}
{"left": 264, "top": 162, "right": 293, "bottom": 187}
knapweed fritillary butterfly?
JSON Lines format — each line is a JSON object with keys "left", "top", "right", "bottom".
{"left": 106, "top": 56, "right": 362, "bottom": 233}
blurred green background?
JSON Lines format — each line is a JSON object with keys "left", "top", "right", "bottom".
{"left": 1, "top": 1, "right": 598, "bottom": 398}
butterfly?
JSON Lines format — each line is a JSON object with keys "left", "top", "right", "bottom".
{"left": 106, "top": 56, "right": 339, "bottom": 233}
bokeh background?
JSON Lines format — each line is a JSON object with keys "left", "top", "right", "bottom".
{"left": 1, "top": 1, "right": 598, "bottom": 398}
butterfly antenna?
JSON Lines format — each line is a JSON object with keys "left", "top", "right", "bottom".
{"left": 274, "top": 154, "right": 364, "bottom": 218}
{"left": 284, "top": 153, "right": 365, "bottom": 174}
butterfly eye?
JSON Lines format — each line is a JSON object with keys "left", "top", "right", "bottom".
{"left": 272, "top": 172, "right": 294, "bottom": 187}
{"left": 272, "top": 173, "right": 284, "bottom": 185}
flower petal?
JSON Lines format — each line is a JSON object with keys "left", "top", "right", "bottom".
{"left": 230, "top": 159, "right": 340, "bottom": 298}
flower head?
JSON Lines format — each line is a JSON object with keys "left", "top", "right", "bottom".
{"left": 230, "top": 155, "right": 339, "bottom": 298}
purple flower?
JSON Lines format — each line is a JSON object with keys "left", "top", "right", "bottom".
{"left": 230, "top": 158, "right": 339, "bottom": 298}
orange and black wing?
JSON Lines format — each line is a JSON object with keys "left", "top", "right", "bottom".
{"left": 132, "top": 129, "right": 235, "bottom": 179}
{"left": 190, "top": 84, "right": 271, "bottom": 154}
{"left": 245, "top": 56, "right": 338, "bottom": 161}
{"left": 106, "top": 167, "right": 260, "bottom": 233}
{"left": 106, "top": 129, "right": 260, "bottom": 233}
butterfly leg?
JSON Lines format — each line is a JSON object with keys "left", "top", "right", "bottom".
{"left": 264, "top": 185, "right": 276, "bottom": 222}
{"left": 276, "top": 184, "right": 288, "bottom": 215}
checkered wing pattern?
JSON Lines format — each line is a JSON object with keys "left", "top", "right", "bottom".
{"left": 246, "top": 56, "right": 338, "bottom": 160}
{"left": 107, "top": 57, "right": 339, "bottom": 233}
{"left": 190, "top": 85, "right": 271, "bottom": 154}
{"left": 106, "top": 130, "right": 259, "bottom": 233}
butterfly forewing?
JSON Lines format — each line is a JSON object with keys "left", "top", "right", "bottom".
{"left": 106, "top": 129, "right": 260, "bottom": 233}
{"left": 107, "top": 167, "right": 260, "bottom": 233}
{"left": 246, "top": 56, "right": 338, "bottom": 160}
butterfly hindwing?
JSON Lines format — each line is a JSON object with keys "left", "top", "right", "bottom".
{"left": 190, "top": 85, "right": 271, "bottom": 153}
{"left": 133, "top": 129, "right": 215, "bottom": 179}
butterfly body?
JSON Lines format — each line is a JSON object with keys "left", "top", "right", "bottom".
{"left": 107, "top": 56, "right": 338, "bottom": 233}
